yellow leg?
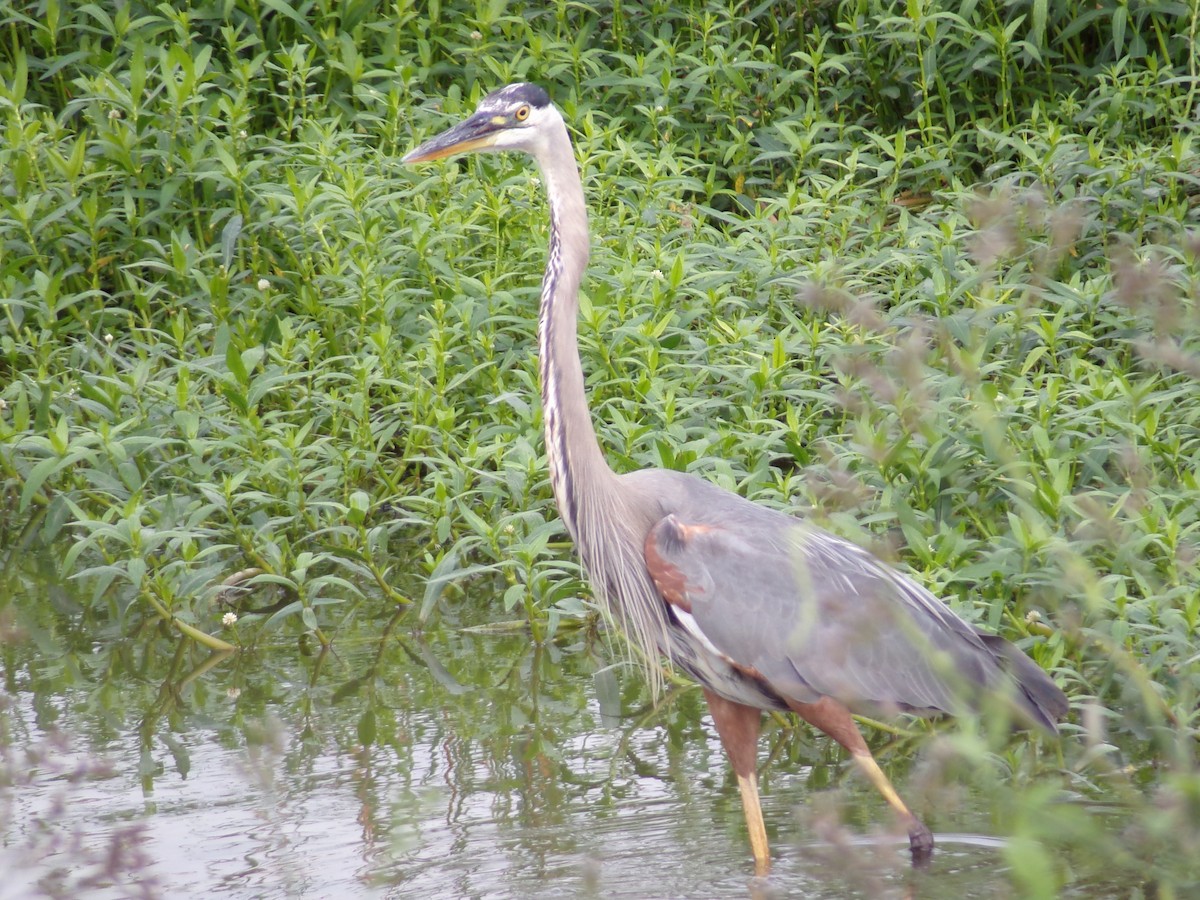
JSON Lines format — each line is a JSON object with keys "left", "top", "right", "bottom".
{"left": 849, "top": 751, "right": 913, "bottom": 818}
{"left": 850, "top": 751, "right": 934, "bottom": 864}
{"left": 736, "top": 772, "right": 771, "bottom": 876}
{"left": 787, "top": 696, "right": 934, "bottom": 865}
{"left": 703, "top": 689, "right": 771, "bottom": 874}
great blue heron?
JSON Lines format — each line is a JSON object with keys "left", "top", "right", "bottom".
{"left": 403, "top": 83, "right": 1068, "bottom": 873}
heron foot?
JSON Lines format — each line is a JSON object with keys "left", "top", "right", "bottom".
{"left": 907, "top": 818, "right": 934, "bottom": 868}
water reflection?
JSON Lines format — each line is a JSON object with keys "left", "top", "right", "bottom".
{"left": 0, "top": 604, "right": 1050, "bottom": 899}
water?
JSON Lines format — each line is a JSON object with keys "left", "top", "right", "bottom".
{"left": 0, "top": 594, "right": 1132, "bottom": 898}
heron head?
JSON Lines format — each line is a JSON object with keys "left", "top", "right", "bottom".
{"left": 402, "top": 83, "right": 556, "bottom": 164}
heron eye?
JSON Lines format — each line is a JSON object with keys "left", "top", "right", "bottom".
{"left": 515, "top": 105, "right": 530, "bottom": 122}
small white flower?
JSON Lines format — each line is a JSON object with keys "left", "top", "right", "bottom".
{"left": 108, "top": 108, "right": 122, "bottom": 120}
{"left": 222, "top": 612, "right": 238, "bottom": 626}
{"left": 257, "top": 278, "right": 270, "bottom": 291}
{"left": 470, "top": 30, "right": 482, "bottom": 41}
{"left": 104, "top": 333, "right": 114, "bottom": 344}
{"left": 651, "top": 269, "right": 664, "bottom": 280}
{"left": 227, "top": 687, "right": 241, "bottom": 700}
{"left": 238, "top": 129, "right": 247, "bottom": 139}
{"left": 655, "top": 104, "right": 664, "bottom": 113}
{"left": 0, "top": 398, "right": 7, "bottom": 411}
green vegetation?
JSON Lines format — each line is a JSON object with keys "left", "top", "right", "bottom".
{"left": 1, "top": 0, "right": 1198, "bottom": 893}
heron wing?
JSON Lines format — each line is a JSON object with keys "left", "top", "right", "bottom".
{"left": 644, "top": 513, "right": 1005, "bottom": 717}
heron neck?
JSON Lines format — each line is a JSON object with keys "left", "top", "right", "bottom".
{"left": 535, "top": 128, "right": 615, "bottom": 541}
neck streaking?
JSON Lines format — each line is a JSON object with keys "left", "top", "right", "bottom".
{"left": 527, "top": 108, "right": 675, "bottom": 697}
{"left": 533, "top": 118, "right": 611, "bottom": 544}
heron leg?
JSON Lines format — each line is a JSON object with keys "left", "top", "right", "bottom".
{"left": 786, "top": 696, "right": 933, "bottom": 866}
{"left": 703, "top": 688, "right": 770, "bottom": 875}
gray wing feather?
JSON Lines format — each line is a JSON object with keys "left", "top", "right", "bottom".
{"left": 652, "top": 515, "right": 1008, "bottom": 717}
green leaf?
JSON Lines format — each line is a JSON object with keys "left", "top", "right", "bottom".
{"left": 348, "top": 491, "right": 371, "bottom": 526}
{"left": 669, "top": 252, "right": 685, "bottom": 289}
{"left": 220, "top": 213, "right": 244, "bottom": 269}
{"left": 502, "top": 583, "right": 525, "bottom": 612}
{"left": 126, "top": 556, "right": 146, "bottom": 591}
{"left": 263, "top": 600, "right": 305, "bottom": 630}
{"left": 421, "top": 549, "right": 458, "bottom": 624}
{"left": 1030, "top": 0, "right": 1047, "bottom": 48}
{"left": 225, "top": 340, "right": 247, "bottom": 385}
{"left": 357, "top": 707, "right": 377, "bottom": 747}
{"left": 20, "top": 450, "right": 92, "bottom": 512}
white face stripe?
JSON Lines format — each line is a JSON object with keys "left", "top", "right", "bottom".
{"left": 482, "top": 103, "right": 560, "bottom": 156}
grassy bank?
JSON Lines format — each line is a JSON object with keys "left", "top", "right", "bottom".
{"left": 1, "top": 0, "right": 1199, "bottom": 892}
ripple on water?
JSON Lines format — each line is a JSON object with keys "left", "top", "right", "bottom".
{"left": 1, "top": 637, "right": 1036, "bottom": 899}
